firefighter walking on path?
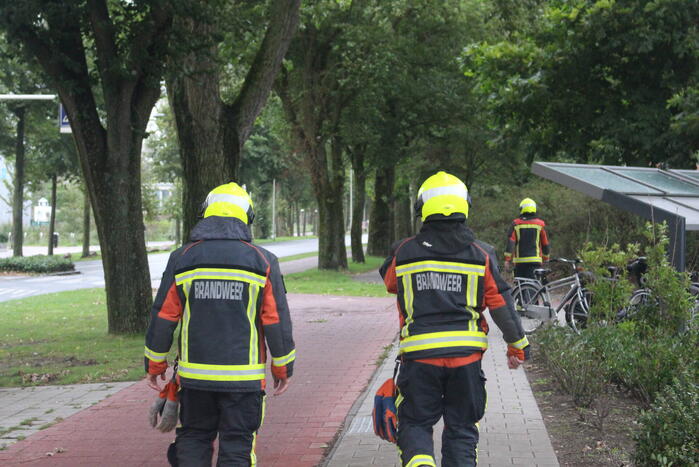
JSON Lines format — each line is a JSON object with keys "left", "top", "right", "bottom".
{"left": 504, "top": 198, "right": 550, "bottom": 280}
{"left": 144, "top": 182, "right": 296, "bottom": 466}
{"left": 380, "top": 171, "right": 530, "bottom": 467}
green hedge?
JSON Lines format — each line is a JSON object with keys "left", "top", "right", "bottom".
{"left": 0, "top": 255, "right": 75, "bottom": 273}
{"left": 634, "top": 374, "right": 699, "bottom": 466}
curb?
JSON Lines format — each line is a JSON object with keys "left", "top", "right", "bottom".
{"left": 320, "top": 335, "right": 399, "bottom": 467}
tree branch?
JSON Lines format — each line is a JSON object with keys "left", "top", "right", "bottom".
{"left": 228, "top": 0, "right": 301, "bottom": 143}
{"left": 87, "top": 0, "right": 119, "bottom": 83}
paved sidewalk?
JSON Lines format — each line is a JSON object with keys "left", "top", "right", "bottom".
{"left": 325, "top": 315, "right": 559, "bottom": 467}
{"left": 0, "top": 382, "right": 135, "bottom": 450}
{"left": 0, "top": 294, "right": 396, "bottom": 466}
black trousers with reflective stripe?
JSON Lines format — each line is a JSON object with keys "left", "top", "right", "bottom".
{"left": 173, "top": 388, "right": 264, "bottom": 467}
{"left": 397, "top": 360, "right": 486, "bottom": 467}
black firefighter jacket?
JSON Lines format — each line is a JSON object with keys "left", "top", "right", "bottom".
{"left": 379, "top": 219, "right": 528, "bottom": 360}
{"left": 145, "top": 216, "right": 295, "bottom": 392}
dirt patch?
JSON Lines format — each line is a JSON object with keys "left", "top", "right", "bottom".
{"left": 525, "top": 357, "right": 640, "bottom": 466}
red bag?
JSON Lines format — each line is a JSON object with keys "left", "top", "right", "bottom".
{"left": 372, "top": 360, "right": 400, "bottom": 443}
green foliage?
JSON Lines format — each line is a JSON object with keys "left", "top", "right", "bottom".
{"left": 636, "top": 223, "right": 695, "bottom": 335}
{"left": 465, "top": 0, "right": 699, "bottom": 167}
{"left": 469, "top": 179, "right": 647, "bottom": 261}
{"left": 536, "top": 326, "right": 608, "bottom": 408}
{"left": 634, "top": 374, "right": 699, "bottom": 466}
{"left": 0, "top": 255, "right": 73, "bottom": 273}
{"left": 580, "top": 242, "right": 637, "bottom": 323}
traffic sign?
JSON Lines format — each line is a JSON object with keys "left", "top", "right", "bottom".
{"left": 59, "top": 104, "right": 72, "bottom": 133}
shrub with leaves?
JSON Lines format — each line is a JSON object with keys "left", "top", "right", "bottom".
{"left": 635, "top": 223, "right": 695, "bottom": 336}
{"left": 580, "top": 242, "right": 637, "bottom": 324}
{"left": 0, "top": 255, "right": 74, "bottom": 274}
{"left": 634, "top": 374, "right": 699, "bottom": 466}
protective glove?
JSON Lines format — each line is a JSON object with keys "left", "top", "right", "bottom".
{"left": 148, "top": 380, "right": 179, "bottom": 432}
{"left": 507, "top": 344, "right": 531, "bottom": 361}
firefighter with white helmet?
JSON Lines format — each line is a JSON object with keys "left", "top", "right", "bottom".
{"left": 380, "top": 171, "right": 529, "bottom": 466}
{"left": 145, "top": 182, "right": 295, "bottom": 466}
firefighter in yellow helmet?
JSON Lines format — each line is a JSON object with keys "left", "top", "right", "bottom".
{"left": 145, "top": 182, "right": 296, "bottom": 466}
{"left": 504, "top": 198, "right": 551, "bottom": 279}
{"left": 380, "top": 171, "right": 529, "bottom": 467}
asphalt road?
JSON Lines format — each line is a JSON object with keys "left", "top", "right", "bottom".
{"left": 0, "top": 236, "right": 358, "bottom": 303}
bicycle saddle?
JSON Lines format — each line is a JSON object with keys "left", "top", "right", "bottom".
{"left": 607, "top": 266, "right": 618, "bottom": 277}
{"left": 534, "top": 268, "right": 552, "bottom": 279}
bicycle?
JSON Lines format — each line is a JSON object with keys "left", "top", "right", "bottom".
{"left": 617, "top": 257, "right": 699, "bottom": 326}
{"left": 510, "top": 258, "right": 591, "bottom": 333}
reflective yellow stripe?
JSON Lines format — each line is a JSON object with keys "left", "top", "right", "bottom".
{"left": 250, "top": 395, "right": 266, "bottom": 466}
{"left": 400, "top": 331, "right": 488, "bottom": 353}
{"left": 406, "top": 454, "right": 436, "bottom": 467}
{"left": 396, "top": 260, "right": 485, "bottom": 277}
{"left": 514, "top": 224, "right": 543, "bottom": 262}
{"left": 513, "top": 256, "right": 543, "bottom": 263}
{"left": 510, "top": 336, "right": 529, "bottom": 350}
{"left": 175, "top": 268, "right": 266, "bottom": 287}
{"left": 395, "top": 392, "right": 404, "bottom": 408}
{"left": 401, "top": 275, "right": 414, "bottom": 338}
{"left": 272, "top": 349, "right": 296, "bottom": 367}
{"left": 247, "top": 285, "right": 260, "bottom": 365}
{"left": 467, "top": 274, "right": 478, "bottom": 307}
{"left": 181, "top": 282, "right": 192, "bottom": 362}
{"left": 178, "top": 361, "right": 265, "bottom": 381}
{"left": 144, "top": 346, "right": 168, "bottom": 362}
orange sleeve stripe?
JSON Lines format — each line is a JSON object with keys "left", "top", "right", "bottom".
{"left": 481, "top": 252, "right": 506, "bottom": 309}
{"left": 271, "top": 364, "right": 288, "bottom": 379}
{"left": 158, "top": 283, "right": 183, "bottom": 322}
{"left": 261, "top": 273, "right": 280, "bottom": 325}
{"left": 384, "top": 257, "right": 398, "bottom": 294}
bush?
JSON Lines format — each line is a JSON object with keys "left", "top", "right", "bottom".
{"left": 0, "top": 255, "right": 74, "bottom": 274}
{"left": 537, "top": 326, "right": 608, "bottom": 408}
{"left": 634, "top": 374, "right": 699, "bottom": 466}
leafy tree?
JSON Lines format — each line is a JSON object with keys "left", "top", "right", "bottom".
{"left": 466, "top": 0, "right": 699, "bottom": 167}
{"left": 0, "top": 0, "right": 177, "bottom": 333}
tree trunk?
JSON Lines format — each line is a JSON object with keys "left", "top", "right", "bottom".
{"left": 48, "top": 174, "right": 57, "bottom": 256}
{"left": 167, "top": 35, "right": 233, "bottom": 242}
{"left": 88, "top": 143, "right": 152, "bottom": 334}
{"left": 350, "top": 150, "right": 366, "bottom": 263}
{"left": 81, "top": 188, "right": 91, "bottom": 257}
{"left": 367, "top": 166, "right": 395, "bottom": 256}
{"left": 394, "top": 193, "right": 412, "bottom": 240}
{"left": 175, "top": 215, "right": 181, "bottom": 247}
{"left": 317, "top": 190, "right": 348, "bottom": 270}
{"left": 11, "top": 106, "right": 25, "bottom": 258}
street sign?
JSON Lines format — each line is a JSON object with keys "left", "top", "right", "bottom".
{"left": 59, "top": 104, "right": 72, "bottom": 133}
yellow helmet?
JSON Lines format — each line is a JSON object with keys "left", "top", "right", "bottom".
{"left": 415, "top": 171, "right": 470, "bottom": 221}
{"left": 519, "top": 198, "right": 537, "bottom": 214}
{"left": 203, "top": 182, "right": 255, "bottom": 224}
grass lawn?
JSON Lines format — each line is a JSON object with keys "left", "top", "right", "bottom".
{"left": 0, "top": 251, "right": 382, "bottom": 387}
{"left": 284, "top": 255, "right": 388, "bottom": 297}
{"left": 0, "top": 289, "right": 148, "bottom": 387}
{"left": 255, "top": 235, "right": 317, "bottom": 244}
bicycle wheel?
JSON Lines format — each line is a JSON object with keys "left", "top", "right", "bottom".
{"left": 511, "top": 283, "right": 547, "bottom": 333}
{"left": 617, "top": 289, "right": 652, "bottom": 322}
{"left": 565, "top": 288, "right": 591, "bottom": 333}
{"left": 512, "top": 283, "right": 541, "bottom": 315}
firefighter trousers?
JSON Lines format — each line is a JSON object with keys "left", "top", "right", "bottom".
{"left": 173, "top": 388, "right": 264, "bottom": 467}
{"left": 514, "top": 262, "right": 541, "bottom": 280}
{"left": 396, "top": 359, "right": 486, "bottom": 467}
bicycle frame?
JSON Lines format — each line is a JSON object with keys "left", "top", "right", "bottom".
{"left": 514, "top": 268, "right": 587, "bottom": 322}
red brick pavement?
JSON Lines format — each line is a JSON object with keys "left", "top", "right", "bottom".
{"left": 0, "top": 294, "right": 396, "bottom": 467}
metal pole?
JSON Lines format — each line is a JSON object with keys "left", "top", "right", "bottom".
{"left": 0, "top": 94, "right": 56, "bottom": 100}
{"left": 271, "top": 179, "right": 276, "bottom": 240}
